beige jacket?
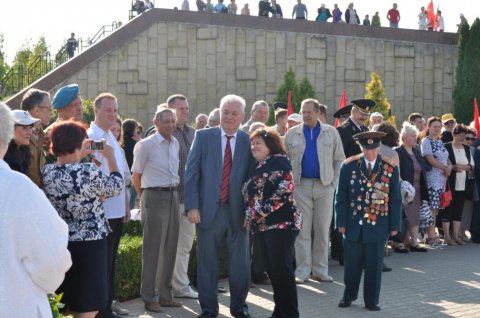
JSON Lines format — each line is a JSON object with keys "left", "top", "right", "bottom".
{"left": 285, "top": 121, "right": 345, "bottom": 187}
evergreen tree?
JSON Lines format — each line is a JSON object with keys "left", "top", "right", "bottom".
{"left": 298, "top": 77, "right": 316, "bottom": 103}
{"left": 364, "top": 72, "right": 395, "bottom": 125}
{"left": 456, "top": 18, "right": 480, "bottom": 124}
{"left": 453, "top": 21, "right": 470, "bottom": 124}
{"left": 0, "top": 34, "right": 8, "bottom": 80}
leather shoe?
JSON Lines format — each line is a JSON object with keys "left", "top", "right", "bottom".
{"left": 338, "top": 299, "right": 352, "bottom": 308}
{"left": 365, "top": 304, "right": 381, "bottom": 311}
{"left": 218, "top": 286, "right": 227, "bottom": 293}
{"left": 197, "top": 312, "right": 217, "bottom": 318}
{"left": 382, "top": 264, "right": 392, "bottom": 272}
{"left": 233, "top": 311, "right": 251, "bottom": 318}
{"left": 144, "top": 302, "right": 162, "bottom": 313}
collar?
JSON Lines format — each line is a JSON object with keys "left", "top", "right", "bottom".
{"left": 364, "top": 157, "right": 377, "bottom": 168}
{"left": 176, "top": 124, "right": 193, "bottom": 133}
{"left": 303, "top": 121, "right": 321, "bottom": 131}
{"left": 220, "top": 127, "right": 238, "bottom": 138}
{"left": 90, "top": 122, "right": 110, "bottom": 138}
{"left": 155, "top": 131, "right": 173, "bottom": 144}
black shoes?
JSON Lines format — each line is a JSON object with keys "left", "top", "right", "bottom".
{"left": 197, "top": 312, "right": 217, "bottom": 318}
{"left": 410, "top": 245, "right": 428, "bottom": 252}
{"left": 382, "top": 264, "right": 392, "bottom": 272}
{"left": 338, "top": 299, "right": 352, "bottom": 308}
{"left": 365, "top": 304, "right": 381, "bottom": 311}
{"left": 232, "top": 311, "right": 251, "bottom": 318}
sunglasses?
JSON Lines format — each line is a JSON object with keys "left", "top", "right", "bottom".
{"left": 444, "top": 120, "right": 455, "bottom": 125}
{"left": 465, "top": 137, "right": 474, "bottom": 141}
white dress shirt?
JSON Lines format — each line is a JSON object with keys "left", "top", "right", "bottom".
{"left": 220, "top": 127, "right": 238, "bottom": 164}
{"left": 87, "top": 122, "right": 127, "bottom": 219}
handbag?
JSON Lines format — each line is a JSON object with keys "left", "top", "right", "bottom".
{"left": 440, "top": 181, "right": 452, "bottom": 208}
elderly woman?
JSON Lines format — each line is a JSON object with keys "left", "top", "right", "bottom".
{"left": 243, "top": 128, "right": 302, "bottom": 318}
{"left": 43, "top": 120, "right": 123, "bottom": 318}
{"left": 4, "top": 110, "right": 40, "bottom": 176}
{"left": 395, "top": 122, "right": 429, "bottom": 252}
{"left": 0, "top": 102, "right": 71, "bottom": 318}
{"left": 420, "top": 117, "right": 452, "bottom": 246}
{"left": 443, "top": 124, "right": 475, "bottom": 245}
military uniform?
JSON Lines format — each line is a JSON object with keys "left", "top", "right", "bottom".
{"left": 335, "top": 132, "right": 401, "bottom": 310}
{"left": 337, "top": 117, "right": 368, "bottom": 157}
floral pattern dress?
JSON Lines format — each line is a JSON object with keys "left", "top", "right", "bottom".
{"left": 420, "top": 137, "right": 449, "bottom": 209}
{"left": 243, "top": 154, "right": 302, "bottom": 234}
{"left": 42, "top": 163, "right": 123, "bottom": 241}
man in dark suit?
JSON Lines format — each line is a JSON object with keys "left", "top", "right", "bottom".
{"left": 332, "top": 99, "right": 373, "bottom": 265}
{"left": 185, "top": 94, "right": 253, "bottom": 318}
{"left": 335, "top": 131, "right": 401, "bottom": 311}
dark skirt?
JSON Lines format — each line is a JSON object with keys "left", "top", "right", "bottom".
{"left": 58, "top": 238, "right": 108, "bottom": 313}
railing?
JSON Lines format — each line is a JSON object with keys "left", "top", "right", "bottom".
{"left": 0, "top": 21, "right": 121, "bottom": 98}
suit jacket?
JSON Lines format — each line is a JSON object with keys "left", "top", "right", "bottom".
{"left": 184, "top": 127, "right": 253, "bottom": 230}
{"left": 285, "top": 121, "right": 345, "bottom": 188}
{"left": 335, "top": 155, "right": 402, "bottom": 243}
{"left": 395, "top": 145, "right": 428, "bottom": 200}
{"left": 28, "top": 129, "right": 46, "bottom": 187}
{"left": 337, "top": 118, "right": 368, "bottom": 158}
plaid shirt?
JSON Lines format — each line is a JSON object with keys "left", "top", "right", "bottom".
{"left": 173, "top": 124, "right": 195, "bottom": 203}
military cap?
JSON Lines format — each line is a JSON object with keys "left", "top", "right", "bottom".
{"left": 351, "top": 99, "right": 376, "bottom": 115}
{"left": 52, "top": 84, "right": 80, "bottom": 109}
{"left": 272, "top": 101, "right": 288, "bottom": 110}
{"left": 353, "top": 131, "right": 386, "bottom": 149}
{"left": 333, "top": 104, "right": 353, "bottom": 119}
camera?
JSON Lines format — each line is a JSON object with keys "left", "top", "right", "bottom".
{"left": 88, "top": 141, "right": 104, "bottom": 150}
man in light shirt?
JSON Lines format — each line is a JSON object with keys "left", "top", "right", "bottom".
{"left": 87, "top": 93, "right": 130, "bottom": 318}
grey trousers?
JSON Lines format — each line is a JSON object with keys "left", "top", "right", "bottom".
{"left": 140, "top": 188, "right": 180, "bottom": 303}
{"left": 196, "top": 204, "right": 250, "bottom": 316}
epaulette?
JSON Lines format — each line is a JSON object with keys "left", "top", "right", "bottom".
{"left": 343, "top": 154, "right": 361, "bottom": 165}
{"left": 380, "top": 154, "right": 398, "bottom": 168}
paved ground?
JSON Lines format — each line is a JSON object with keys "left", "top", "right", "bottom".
{"left": 120, "top": 241, "right": 480, "bottom": 318}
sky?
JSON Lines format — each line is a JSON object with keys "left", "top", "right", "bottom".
{"left": 0, "top": 0, "right": 478, "bottom": 65}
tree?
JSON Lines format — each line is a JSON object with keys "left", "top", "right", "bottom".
{"left": 298, "top": 77, "right": 316, "bottom": 104}
{"left": 364, "top": 72, "right": 395, "bottom": 125}
{"left": 455, "top": 18, "right": 480, "bottom": 124}
{"left": 0, "top": 33, "right": 8, "bottom": 80}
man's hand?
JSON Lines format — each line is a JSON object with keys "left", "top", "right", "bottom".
{"left": 338, "top": 227, "right": 346, "bottom": 234}
{"left": 123, "top": 208, "right": 131, "bottom": 223}
{"left": 187, "top": 209, "right": 201, "bottom": 224}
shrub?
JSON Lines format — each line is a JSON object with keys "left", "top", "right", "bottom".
{"left": 115, "top": 235, "right": 143, "bottom": 301}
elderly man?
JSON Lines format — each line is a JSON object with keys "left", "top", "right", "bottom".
{"left": 166, "top": 95, "right": 198, "bottom": 300}
{"left": 87, "top": 93, "right": 130, "bottom": 318}
{"left": 240, "top": 100, "right": 269, "bottom": 133}
{"left": 285, "top": 98, "right": 345, "bottom": 283}
{"left": 336, "top": 131, "right": 401, "bottom": 311}
{"left": 20, "top": 89, "right": 52, "bottom": 187}
{"left": 196, "top": 113, "right": 209, "bottom": 129}
{"left": 132, "top": 107, "right": 182, "bottom": 313}
{"left": 0, "top": 102, "right": 72, "bottom": 318}
{"left": 185, "top": 95, "right": 253, "bottom": 318}
{"left": 208, "top": 108, "right": 221, "bottom": 127}
{"left": 369, "top": 112, "right": 384, "bottom": 129}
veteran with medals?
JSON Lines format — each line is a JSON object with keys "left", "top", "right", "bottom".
{"left": 335, "top": 131, "right": 401, "bottom": 311}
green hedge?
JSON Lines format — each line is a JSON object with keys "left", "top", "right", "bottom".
{"left": 116, "top": 222, "right": 229, "bottom": 301}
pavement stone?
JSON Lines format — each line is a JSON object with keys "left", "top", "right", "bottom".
{"left": 119, "top": 242, "right": 480, "bottom": 318}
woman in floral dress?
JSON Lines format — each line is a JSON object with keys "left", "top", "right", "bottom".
{"left": 420, "top": 117, "right": 452, "bottom": 245}
{"left": 243, "top": 128, "right": 302, "bottom": 318}
{"left": 43, "top": 120, "right": 123, "bottom": 318}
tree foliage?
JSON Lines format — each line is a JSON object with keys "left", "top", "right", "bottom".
{"left": 0, "top": 34, "right": 8, "bottom": 80}
{"left": 272, "top": 68, "right": 316, "bottom": 125}
{"left": 454, "top": 18, "right": 480, "bottom": 124}
{"left": 364, "top": 72, "right": 395, "bottom": 125}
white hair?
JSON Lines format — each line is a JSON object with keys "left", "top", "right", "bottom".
{"left": 400, "top": 121, "right": 419, "bottom": 144}
{"left": 0, "top": 102, "right": 14, "bottom": 155}
{"left": 220, "top": 95, "right": 246, "bottom": 113}
{"left": 251, "top": 100, "right": 269, "bottom": 114}
{"left": 208, "top": 108, "right": 220, "bottom": 127}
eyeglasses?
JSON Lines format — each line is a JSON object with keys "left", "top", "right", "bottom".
{"left": 465, "top": 137, "right": 474, "bottom": 141}
{"left": 444, "top": 120, "right": 455, "bottom": 125}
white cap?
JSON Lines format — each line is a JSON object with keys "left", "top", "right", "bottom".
{"left": 287, "top": 113, "right": 303, "bottom": 123}
{"left": 11, "top": 110, "right": 40, "bottom": 126}
{"left": 370, "top": 112, "right": 384, "bottom": 119}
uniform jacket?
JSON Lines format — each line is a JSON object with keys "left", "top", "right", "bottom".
{"left": 335, "top": 155, "right": 402, "bottom": 243}
{"left": 285, "top": 121, "right": 345, "bottom": 188}
{"left": 337, "top": 117, "right": 368, "bottom": 158}
{"left": 184, "top": 127, "right": 254, "bottom": 230}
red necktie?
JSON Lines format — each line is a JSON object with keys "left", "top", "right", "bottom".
{"left": 220, "top": 136, "right": 233, "bottom": 203}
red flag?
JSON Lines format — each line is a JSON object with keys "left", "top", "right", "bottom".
{"left": 335, "top": 90, "right": 348, "bottom": 128}
{"left": 427, "top": 0, "right": 436, "bottom": 30}
{"left": 474, "top": 97, "right": 480, "bottom": 137}
{"left": 287, "top": 90, "right": 293, "bottom": 116}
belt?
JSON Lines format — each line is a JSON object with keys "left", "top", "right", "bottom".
{"left": 146, "top": 186, "right": 178, "bottom": 192}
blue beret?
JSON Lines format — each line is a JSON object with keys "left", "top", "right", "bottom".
{"left": 52, "top": 84, "right": 79, "bottom": 109}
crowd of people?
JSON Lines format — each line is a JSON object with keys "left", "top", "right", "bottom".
{"left": 1, "top": 82, "right": 480, "bottom": 318}
{"left": 173, "top": 0, "right": 469, "bottom": 31}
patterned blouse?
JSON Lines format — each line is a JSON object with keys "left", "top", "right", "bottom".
{"left": 42, "top": 163, "right": 123, "bottom": 241}
{"left": 243, "top": 154, "right": 302, "bottom": 234}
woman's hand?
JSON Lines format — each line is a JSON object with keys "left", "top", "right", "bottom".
{"left": 101, "top": 140, "right": 115, "bottom": 160}
{"left": 81, "top": 139, "right": 95, "bottom": 158}
{"left": 243, "top": 217, "right": 251, "bottom": 231}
